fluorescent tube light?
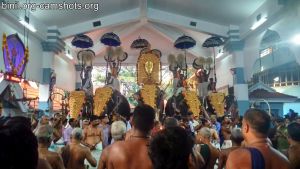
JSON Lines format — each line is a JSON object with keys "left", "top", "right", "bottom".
{"left": 0, "top": 73, "right": 3, "bottom": 83}
{"left": 250, "top": 17, "right": 267, "bottom": 30}
{"left": 19, "top": 20, "right": 37, "bottom": 32}
{"left": 216, "top": 48, "right": 224, "bottom": 59}
{"left": 216, "top": 52, "right": 224, "bottom": 59}
{"left": 291, "top": 34, "right": 300, "bottom": 45}
{"left": 66, "top": 53, "right": 74, "bottom": 59}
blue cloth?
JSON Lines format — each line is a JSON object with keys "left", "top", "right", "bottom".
{"left": 99, "top": 124, "right": 110, "bottom": 149}
{"left": 246, "top": 147, "right": 265, "bottom": 169}
{"left": 189, "top": 121, "right": 195, "bottom": 133}
{"left": 126, "top": 121, "right": 131, "bottom": 131}
{"left": 63, "top": 125, "right": 73, "bottom": 144}
{"left": 215, "top": 121, "right": 221, "bottom": 133}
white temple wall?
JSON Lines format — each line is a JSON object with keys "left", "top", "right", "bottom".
{"left": 215, "top": 54, "right": 234, "bottom": 89}
{"left": 53, "top": 54, "right": 76, "bottom": 91}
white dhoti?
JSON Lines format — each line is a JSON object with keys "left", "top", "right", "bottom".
{"left": 84, "top": 142, "right": 102, "bottom": 169}
{"left": 197, "top": 82, "right": 209, "bottom": 97}
{"left": 221, "top": 140, "right": 232, "bottom": 149}
{"left": 112, "top": 77, "right": 120, "bottom": 92}
{"left": 49, "top": 137, "right": 65, "bottom": 152}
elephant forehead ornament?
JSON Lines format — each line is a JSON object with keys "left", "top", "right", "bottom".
{"left": 145, "top": 61, "right": 153, "bottom": 76}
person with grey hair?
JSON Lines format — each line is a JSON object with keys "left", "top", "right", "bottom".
{"left": 218, "top": 127, "right": 244, "bottom": 169}
{"left": 111, "top": 120, "right": 127, "bottom": 141}
{"left": 61, "top": 127, "right": 97, "bottom": 169}
{"left": 33, "top": 115, "right": 50, "bottom": 135}
{"left": 36, "top": 125, "right": 65, "bottom": 169}
{"left": 196, "top": 127, "right": 220, "bottom": 169}
{"left": 98, "top": 121, "right": 127, "bottom": 169}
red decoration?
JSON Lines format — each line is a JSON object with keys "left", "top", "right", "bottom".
{"left": 4, "top": 73, "right": 22, "bottom": 83}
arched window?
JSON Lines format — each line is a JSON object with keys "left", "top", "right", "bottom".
{"left": 252, "top": 29, "right": 300, "bottom": 87}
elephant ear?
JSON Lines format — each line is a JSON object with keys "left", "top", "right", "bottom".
{"left": 114, "top": 92, "right": 131, "bottom": 119}
{"left": 168, "top": 54, "right": 176, "bottom": 63}
{"left": 177, "top": 54, "right": 187, "bottom": 70}
{"left": 168, "top": 54, "right": 178, "bottom": 71}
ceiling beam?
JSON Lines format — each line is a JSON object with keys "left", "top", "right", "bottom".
{"left": 239, "top": 0, "right": 286, "bottom": 39}
{"left": 59, "top": 8, "right": 140, "bottom": 38}
{"left": 139, "top": 0, "right": 148, "bottom": 21}
{"left": 147, "top": 8, "right": 228, "bottom": 37}
{"left": 0, "top": 9, "right": 48, "bottom": 40}
{"left": 148, "top": 22, "right": 211, "bottom": 57}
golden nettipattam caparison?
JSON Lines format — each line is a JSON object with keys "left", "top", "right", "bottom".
{"left": 69, "top": 91, "right": 85, "bottom": 119}
{"left": 140, "top": 84, "right": 158, "bottom": 109}
{"left": 184, "top": 91, "right": 201, "bottom": 117}
{"left": 94, "top": 87, "right": 113, "bottom": 116}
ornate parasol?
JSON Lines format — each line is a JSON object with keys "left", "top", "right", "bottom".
{"left": 100, "top": 32, "right": 121, "bottom": 47}
{"left": 131, "top": 37, "right": 150, "bottom": 49}
{"left": 202, "top": 37, "right": 224, "bottom": 48}
{"left": 71, "top": 34, "right": 94, "bottom": 93}
{"left": 174, "top": 35, "right": 196, "bottom": 49}
{"left": 202, "top": 36, "right": 224, "bottom": 83}
{"left": 71, "top": 34, "right": 94, "bottom": 48}
{"left": 174, "top": 35, "right": 196, "bottom": 77}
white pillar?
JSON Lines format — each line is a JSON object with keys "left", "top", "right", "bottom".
{"left": 224, "top": 26, "right": 249, "bottom": 116}
{"left": 39, "top": 28, "right": 65, "bottom": 112}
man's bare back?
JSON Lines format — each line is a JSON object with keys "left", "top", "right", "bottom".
{"left": 107, "top": 139, "right": 152, "bottom": 169}
{"left": 98, "top": 144, "right": 110, "bottom": 169}
{"left": 217, "top": 146, "right": 239, "bottom": 169}
{"left": 39, "top": 148, "right": 65, "bottom": 169}
{"left": 206, "top": 144, "right": 219, "bottom": 169}
{"left": 288, "top": 144, "right": 300, "bottom": 169}
{"left": 37, "top": 158, "right": 52, "bottom": 169}
{"left": 226, "top": 144, "right": 290, "bottom": 169}
{"left": 67, "top": 142, "right": 97, "bottom": 169}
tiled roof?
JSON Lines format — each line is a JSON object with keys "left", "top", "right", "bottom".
{"left": 249, "top": 89, "right": 297, "bottom": 99}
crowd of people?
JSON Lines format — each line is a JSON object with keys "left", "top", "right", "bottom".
{"left": 1, "top": 104, "right": 300, "bottom": 169}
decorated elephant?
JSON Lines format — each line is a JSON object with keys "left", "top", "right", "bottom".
{"left": 93, "top": 86, "right": 131, "bottom": 121}
{"left": 134, "top": 48, "right": 165, "bottom": 121}
{"left": 202, "top": 92, "right": 226, "bottom": 117}
{"left": 69, "top": 87, "right": 130, "bottom": 121}
{"left": 224, "top": 94, "right": 238, "bottom": 118}
{"left": 134, "top": 85, "right": 165, "bottom": 121}
{"left": 165, "top": 89, "right": 201, "bottom": 118}
{"left": 165, "top": 92, "right": 188, "bottom": 117}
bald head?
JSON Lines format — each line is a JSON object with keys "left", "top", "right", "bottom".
{"left": 35, "top": 125, "right": 53, "bottom": 145}
{"left": 71, "top": 128, "right": 83, "bottom": 141}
